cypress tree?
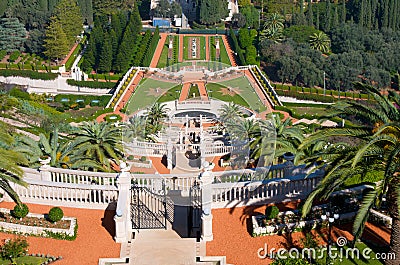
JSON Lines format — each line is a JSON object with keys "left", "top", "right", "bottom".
{"left": 307, "top": 0, "right": 313, "bottom": 27}
{"left": 382, "top": 0, "right": 389, "bottom": 28}
{"left": 324, "top": 0, "right": 331, "bottom": 32}
{"left": 360, "top": 0, "right": 365, "bottom": 27}
{"left": 98, "top": 34, "right": 112, "bottom": 73}
{"left": 341, "top": 0, "right": 346, "bottom": 24}
{"left": 316, "top": 7, "right": 320, "bottom": 29}
{"left": 333, "top": 6, "right": 339, "bottom": 28}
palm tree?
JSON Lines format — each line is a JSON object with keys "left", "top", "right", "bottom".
{"left": 309, "top": 31, "right": 331, "bottom": 53}
{"left": 0, "top": 124, "right": 28, "bottom": 204}
{"left": 263, "top": 13, "right": 285, "bottom": 33}
{"left": 299, "top": 83, "right": 400, "bottom": 264}
{"left": 219, "top": 102, "right": 243, "bottom": 123}
{"left": 123, "top": 116, "right": 147, "bottom": 141}
{"left": 146, "top": 103, "right": 169, "bottom": 134}
{"left": 259, "top": 27, "right": 284, "bottom": 43}
{"left": 68, "top": 121, "right": 123, "bottom": 172}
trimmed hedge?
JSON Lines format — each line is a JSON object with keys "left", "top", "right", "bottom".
{"left": 0, "top": 69, "right": 58, "bottom": 80}
{"left": 66, "top": 79, "right": 116, "bottom": 89}
{"left": 8, "top": 51, "right": 20, "bottom": 62}
{"left": 0, "top": 50, "right": 6, "bottom": 61}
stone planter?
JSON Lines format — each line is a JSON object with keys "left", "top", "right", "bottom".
{"left": 39, "top": 157, "right": 51, "bottom": 166}
{"left": 127, "top": 159, "right": 153, "bottom": 169}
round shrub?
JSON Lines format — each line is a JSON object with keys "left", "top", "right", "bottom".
{"left": 265, "top": 205, "right": 279, "bottom": 220}
{"left": 140, "top": 156, "right": 146, "bottom": 162}
{"left": 48, "top": 207, "right": 64, "bottom": 223}
{"left": 12, "top": 204, "right": 29, "bottom": 219}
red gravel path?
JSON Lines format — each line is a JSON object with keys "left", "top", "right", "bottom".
{"left": 207, "top": 204, "right": 390, "bottom": 265}
{"left": 0, "top": 202, "right": 120, "bottom": 265}
{"left": 222, "top": 35, "right": 237, "bottom": 67}
{"left": 179, "top": 35, "right": 184, "bottom": 62}
{"left": 205, "top": 36, "right": 210, "bottom": 61}
{"left": 61, "top": 42, "right": 79, "bottom": 66}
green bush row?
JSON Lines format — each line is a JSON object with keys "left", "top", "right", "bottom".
{"left": 8, "top": 51, "right": 20, "bottom": 62}
{"left": 66, "top": 79, "right": 116, "bottom": 89}
{"left": 0, "top": 69, "right": 58, "bottom": 80}
{"left": 0, "top": 50, "right": 6, "bottom": 61}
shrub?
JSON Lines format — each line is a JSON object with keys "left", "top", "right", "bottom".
{"left": 127, "top": 155, "right": 134, "bottom": 160}
{"left": 12, "top": 204, "right": 29, "bottom": 219}
{"left": 9, "top": 88, "right": 30, "bottom": 100}
{"left": 0, "top": 69, "right": 58, "bottom": 80}
{"left": 265, "top": 205, "right": 279, "bottom": 220}
{"left": 140, "top": 156, "right": 146, "bottom": 162}
{"left": 0, "top": 237, "right": 29, "bottom": 262}
{"left": 48, "top": 207, "right": 64, "bottom": 223}
{"left": 8, "top": 51, "right": 20, "bottom": 62}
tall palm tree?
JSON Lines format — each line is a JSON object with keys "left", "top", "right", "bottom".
{"left": 146, "top": 103, "right": 169, "bottom": 134}
{"left": 309, "top": 31, "right": 331, "bottom": 53}
{"left": 68, "top": 121, "right": 123, "bottom": 172}
{"left": 299, "top": 83, "right": 400, "bottom": 264}
{"left": 0, "top": 124, "right": 28, "bottom": 204}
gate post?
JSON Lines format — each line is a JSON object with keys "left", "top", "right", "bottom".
{"left": 114, "top": 162, "right": 132, "bottom": 243}
{"left": 199, "top": 162, "right": 214, "bottom": 241}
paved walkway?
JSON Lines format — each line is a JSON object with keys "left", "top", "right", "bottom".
{"left": 150, "top": 33, "right": 168, "bottom": 68}
{"left": 197, "top": 82, "right": 208, "bottom": 101}
{"left": 222, "top": 36, "right": 237, "bottom": 67}
{"left": 179, "top": 82, "right": 191, "bottom": 101}
{"left": 0, "top": 202, "right": 120, "bottom": 265}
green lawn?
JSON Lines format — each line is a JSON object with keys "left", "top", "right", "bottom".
{"left": 212, "top": 76, "right": 267, "bottom": 112}
{"left": 289, "top": 106, "right": 327, "bottom": 117}
{"left": 206, "top": 83, "right": 249, "bottom": 108}
{"left": 157, "top": 35, "right": 179, "bottom": 68}
{"left": 0, "top": 255, "right": 49, "bottom": 265}
{"left": 125, "top": 78, "right": 179, "bottom": 113}
{"left": 187, "top": 84, "right": 200, "bottom": 99}
{"left": 183, "top": 36, "right": 206, "bottom": 61}
{"left": 157, "top": 84, "right": 183, "bottom": 103}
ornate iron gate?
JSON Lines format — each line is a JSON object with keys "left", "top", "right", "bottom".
{"left": 131, "top": 184, "right": 167, "bottom": 229}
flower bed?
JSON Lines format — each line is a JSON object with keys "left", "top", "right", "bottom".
{"left": 252, "top": 200, "right": 360, "bottom": 237}
{"left": 0, "top": 208, "right": 77, "bottom": 240}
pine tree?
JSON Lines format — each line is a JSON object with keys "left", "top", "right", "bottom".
{"left": 307, "top": 0, "right": 313, "bottom": 27}
{"left": 0, "top": 18, "right": 26, "bottom": 52}
{"left": 98, "top": 34, "right": 112, "bottom": 73}
{"left": 43, "top": 19, "right": 69, "bottom": 61}
{"left": 53, "top": 0, "right": 83, "bottom": 46}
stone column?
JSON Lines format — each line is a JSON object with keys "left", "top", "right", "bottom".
{"left": 39, "top": 157, "right": 52, "bottom": 181}
{"left": 114, "top": 162, "right": 132, "bottom": 243}
{"left": 199, "top": 131, "right": 206, "bottom": 168}
{"left": 167, "top": 138, "right": 173, "bottom": 169}
{"left": 199, "top": 162, "right": 215, "bottom": 241}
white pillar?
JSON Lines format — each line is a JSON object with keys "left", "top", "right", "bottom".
{"left": 167, "top": 138, "right": 173, "bottom": 169}
{"left": 39, "top": 158, "right": 52, "bottom": 181}
{"left": 200, "top": 162, "right": 215, "bottom": 241}
{"left": 114, "top": 162, "right": 132, "bottom": 243}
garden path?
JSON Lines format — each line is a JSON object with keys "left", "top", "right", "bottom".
{"left": 149, "top": 33, "right": 167, "bottom": 68}
{"left": 197, "top": 82, "right": 208, "bottom": 101}
{"left": 179, "top": 82, "right": 191, "bottom": 101}
{"left": 205, "top": 35, "right": 210, "bottom": 61}
{"left": 0, "top": 202, "right": 120, "bottom": 265}
{"left": 179, "top": 35, "right": 184, "bottom": 62}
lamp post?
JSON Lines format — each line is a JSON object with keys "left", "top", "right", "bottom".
{"left": 321, "top": 211, "right": 339, "bottom": 264}
{"left": 323, "top": 71, "right": 326, "bottom": 96}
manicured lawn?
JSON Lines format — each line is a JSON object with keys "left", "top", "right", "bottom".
{"left": 125, "top": 78, "right": 179, "bottom": 113}
{"left": 187, "top": 83, "right": 200, "bottom": 99}
{"left": 213, "top": 76, "right": 267, "bottom": 112}
{"left": 157, "top": 35, "right": 179, "bottom": 68}
{"left": 289, "top": 106, "right": 327, "bottom": 117}
{"left": 183, "top": 36, "right": 206, "bottom": 61}
{"left": 157, "top": 84, "right": 183, "bottom": 103}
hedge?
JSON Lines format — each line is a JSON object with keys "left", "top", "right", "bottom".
{"left": 0, "top": 50, "right": 6, "bottom": 61}
{"left": 0, "top": 69, "right": 58, "bottom": 80}
{"left": 228, "top": 28, "right": 245, "bottom": 65}
{"left": 8, "top": 51, "right": 20, "bottom": 62}
{"left": 66, "top": 79, "right": 116, "bottom": 89}
{"left": 142, "top": 27, "right": 160, "bottom": 67}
